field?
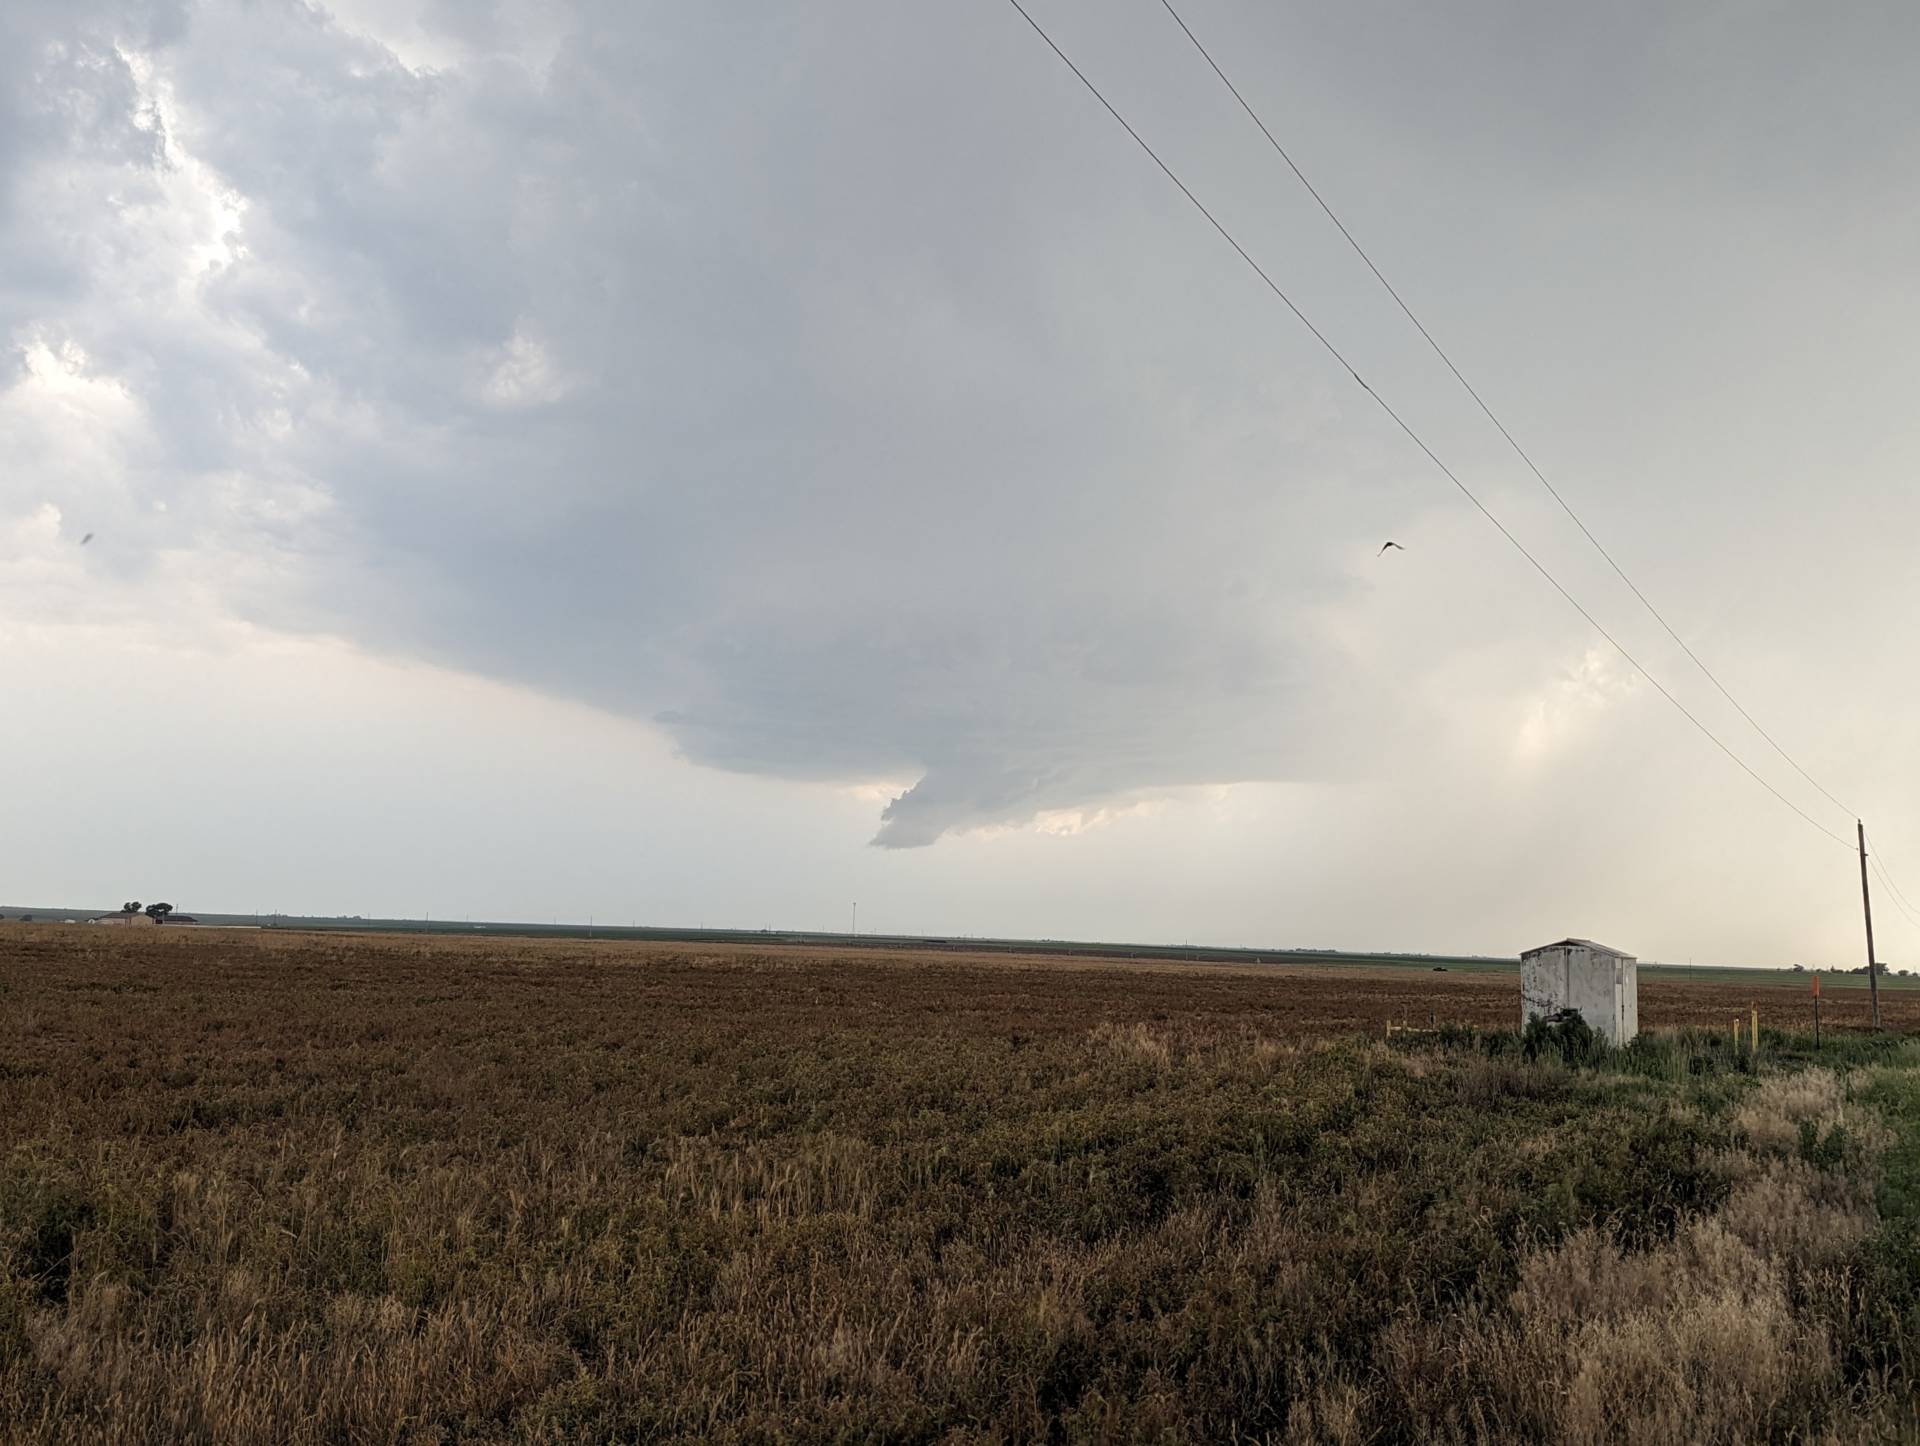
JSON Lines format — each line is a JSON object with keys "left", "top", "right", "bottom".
{"left": 3, "top": 926, "right": 1919, "bottom": 1442}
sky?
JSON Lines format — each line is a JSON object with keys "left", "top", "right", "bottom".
{"left": 4, "top": 0, "right": 1918, "bottom": 965}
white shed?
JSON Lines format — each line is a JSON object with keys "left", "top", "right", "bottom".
{"left": 1520, "top": 938, "right": 1638, "bottom": 1044}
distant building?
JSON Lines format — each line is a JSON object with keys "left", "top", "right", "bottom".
{"left": 91, "top": 912, "right": 157, "bottom": 927}
{"left": 1521, "top": 938, "right": 1638, "bottom": 1044}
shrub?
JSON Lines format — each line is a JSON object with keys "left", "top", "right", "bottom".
{"left": 1523, "top": 1009, "right": 1608, "bottom": 1067}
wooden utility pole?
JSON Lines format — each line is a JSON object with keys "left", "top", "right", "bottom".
{"left": 1859, "top": 820, "right": 1881, "bottom": 1029}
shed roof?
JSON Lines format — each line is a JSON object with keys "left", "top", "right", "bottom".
{"left": 1522, "top": 937, "right": 1631, "bottom": 959}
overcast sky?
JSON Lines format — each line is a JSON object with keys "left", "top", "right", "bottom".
{"left": 5, "top": 0, "right": 1917, "bottom": 964}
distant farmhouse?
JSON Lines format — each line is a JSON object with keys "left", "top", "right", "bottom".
{"left": 92, "top": 911, "right": 157, "bottom": 928}
{"left": 91, "top": 901, "right": 197, "bottom": 927}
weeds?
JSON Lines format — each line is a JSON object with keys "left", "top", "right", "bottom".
{"left": 1522, "top": 1008, "right": 1608, "bottom": 1067}
{"left": 0, "top": 927, "right": 1914, "bottom": 1441}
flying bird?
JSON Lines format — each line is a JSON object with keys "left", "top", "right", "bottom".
{"left": 79, "top": 533, "right": 93, "bottom": 546}
{"left": 1377, "top": 540, "right": 1403, "bottom": 556}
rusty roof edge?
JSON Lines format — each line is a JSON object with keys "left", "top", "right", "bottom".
{"left": 1521, "top": 937, "right": 1634, "bottom": 958}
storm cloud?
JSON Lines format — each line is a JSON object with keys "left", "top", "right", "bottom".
{"left": 6, "top": 0, "right": 1919, "bottom": 933}
{"left": 4, "top": 0, "right": 1444, "bottom": 845}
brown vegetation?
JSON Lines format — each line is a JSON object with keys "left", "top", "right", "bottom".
{"left": 0, "top": 927, "right": 1913, "bottom": 1441}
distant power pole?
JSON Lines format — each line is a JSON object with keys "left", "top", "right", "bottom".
{"left": 851, "top": 902, "right": 858, "bottom": 936}
{"left": 1859, "top": 820, "right": 1881, "bottom": 1029}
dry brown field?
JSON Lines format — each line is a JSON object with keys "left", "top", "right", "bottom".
{"left": 2, "top": 924, "right": 1917, "bottom": 1442}
{"left": 2, "top": 923, "right": 1900, "bottom": 1040}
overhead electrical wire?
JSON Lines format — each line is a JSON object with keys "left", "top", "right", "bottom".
{"left": 1868, "top": 848, "right": 1920, "bottom": 936}
{"left": 1002, "top": 0, "right": 1855, "bottom": 852}
{"left": 1868, "top": 833, "right": 1920, "bottom": 917}
{"left": 1151, "top": 0, "right": 1862, "bottom": 828}
{"left": 1873, "top": 856, "right": 1920, "bottom": 925}
{"left": 1877, "top": 882, "right": 1920, "bottom": 936}
{"left": 1154, "top": 0, "right": 1920, "bottom": 912}
{"left": 1870, "top": 862, "right": 1920, "bottom": 941}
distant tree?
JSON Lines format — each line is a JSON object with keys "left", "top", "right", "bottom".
{"left": 121, "top": 900, "right": 141, "bottom": 914}
{"left": 145, "top": 903, "right": 174, "bottom": 920}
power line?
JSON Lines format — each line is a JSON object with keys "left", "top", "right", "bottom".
{"left": 1873, "top": 875, "right": 1920, "bottom": 929}
{"left": 1869, "top": 841, "right": 1920, "bottom": 929}
{"left": 1865, "top": 833, "right": 1920, "bottom": 943}
{"left": 1867, "top": 832, "right": 1920, "bottom": 915}
{"left": 1870, "top": 856, "right": 1920, "bottom": 939}
{"left": 1152, "top": 0, "right": 1859, "bottom": 827}
{"left": 1002, "top": 0, "right": 1854, "bottom": 853}
{"left": 1877, "top": 876, "right": 1920, "bottom": 934}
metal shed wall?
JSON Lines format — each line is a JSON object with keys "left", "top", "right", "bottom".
{"left": 1520, "top": 939, "right": 1638, "bottom": 1044}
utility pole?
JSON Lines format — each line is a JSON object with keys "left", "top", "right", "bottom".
{"left": 851, "top": 902, "right": 858, "bottom": 936}
{"left": 1859, "top": 820, "right": 1881, "bottom": 1029}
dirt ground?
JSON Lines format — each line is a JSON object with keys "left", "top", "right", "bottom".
{"left": 1, "top": 923, "right": 1905, "bottom": 1038}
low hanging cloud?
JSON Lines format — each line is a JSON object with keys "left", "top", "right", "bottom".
{"left": 11, "top": 0, "right": 1908, "bottom": 856}
{"left": 4, "top": 0, "right": 1454, "bottom": 847}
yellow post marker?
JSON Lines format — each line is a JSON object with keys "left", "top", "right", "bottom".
{"left": 1751, "top": 1005, "right": 1759, "bottom": 1058}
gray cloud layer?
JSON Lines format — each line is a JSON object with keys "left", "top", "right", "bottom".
{"left": 7, "top": 0, "right": 1918, "bottom": 855}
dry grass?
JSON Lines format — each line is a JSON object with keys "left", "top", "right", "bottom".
{"left": 1734, "top": 1068, "right": 1894, "bottom": 1156}
{"left": 1380, "top": 1203, "right": 1868, "bottom": 1444}
{"left": 0, "top": 926, "right": 1913, "bottom": 1442}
